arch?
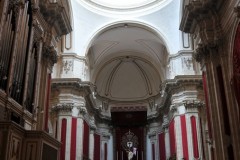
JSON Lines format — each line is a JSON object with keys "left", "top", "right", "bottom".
{"left": 84, "top": 20, "right": 171, "bottom": 57}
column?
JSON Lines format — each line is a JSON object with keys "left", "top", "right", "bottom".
{"left": 175, "top": 116, "right": 183, "bottom": 159}
{"left": 184, "top": 100, "right": 204, "bottom": 160}
{"left": 162, "top": 115, "right": 170, "bottom": 159}
{"left": 52, "top": 103, "right": 73, "bottom": 160}
{"left": 76, "top": 106, "right": 86, "bottom": 160}
{"left": 89, "top": 129, "right": 95, "bottom": 160}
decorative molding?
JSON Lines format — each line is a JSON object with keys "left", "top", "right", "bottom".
{"left": 111, "top": 105, "right": 147, "bottom": 112}
{"left": 39, "top": 0, "right": 72, "bottom": 36}
{"left": 62, "top": 59, "right": 73, "bottom": 74}
{"left": 162, "top": 115, "right": 169, "bottom": 128}
{"left": 182, "top": 57, "right": 193, "bottom": 70}
{"left": 183, "top": 100, "right": 205, "bottom": 112}
{"left": 78, "top": 106, "right": 87, "bottom": 115}
{"left": 51, "top": 103, "right": 73, "bottom": 113}
{"left": 180, "top": 0, "right": 224, "bottom": 63}
{"left": 42, "top": 44, "right": 58, "bottom": 66}
{"left": 193, "top": 43, "right": 209, "bottom": 63}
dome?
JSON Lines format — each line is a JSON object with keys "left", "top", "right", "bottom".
{"left": 78, "top": 0, "right": 172, "bottom": 16}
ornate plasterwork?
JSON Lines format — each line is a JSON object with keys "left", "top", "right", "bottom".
{"left": 111, "top": 105, "right": 147, "bottom": 112}
{"left": 193, "top": 43, "right": 209, "bottom": 63}
{"left": 182, "top": 57, "right": 193, "bottom": 70}
{"left": 180, "top": 0, "right": 224, "bottom": 63}
{"left": 52, "top": 103, "right": 74, "bottom": 114}
{"left": 183, "top": 100, "right": 205, "bottom": 112}
{"left": 42, "top": 44, "right": 58, "bottom": 66}
{"left": 39, "top": 0, "right": 72, "bottom": 36}
{"left": 78, "top": 106, "right": 87, "bottom": 115}
{"left": 162, "top": 115, "right": 169, "bottom": 128}
{"left": 62, "top": 60, "right": 73, "bottom": 74}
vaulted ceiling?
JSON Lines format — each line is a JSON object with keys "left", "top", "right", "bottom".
{"left": 87, "top": 23, "right": 168, "bottom": 104}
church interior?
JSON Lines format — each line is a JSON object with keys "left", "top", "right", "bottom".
{"left": 0, "top": 0, "right": 239, "bottom": 160}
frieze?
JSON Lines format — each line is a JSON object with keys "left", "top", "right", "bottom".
{"left": 183, "top": 100, "right": 205, "bottom": 111}
{"left": 110, "top": 105, "right": 147, "bottom": 112}
{"left": 52, "top": 103, "right": 74, "bottom": 113}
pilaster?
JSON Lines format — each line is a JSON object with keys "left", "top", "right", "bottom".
{"left": 89, "top": 129, "right": 95, "bottom": 160}
{"left": 164, "top": 128, "right": 170, "bottom": 159}
{"left": 184, "top": 100, "right": 205, "bottom": 160}
{"left": 162, "top": 115, "right": 170, "bottom": 159}
{"left": 76, "top": 115, "right": 84, "bottom": 160}
{"left": 174, "top": 116, "right": 183, "bottom": 159}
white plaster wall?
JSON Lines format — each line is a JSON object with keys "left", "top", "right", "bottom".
{"left": 69, "top": 0, "right": 181, "bottom": 57}
{"left": 168, "top": 51, "right": 197, "bottom": 79}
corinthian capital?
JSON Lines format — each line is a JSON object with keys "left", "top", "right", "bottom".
{"left": 52, "top": 103, "right": 74, "bottom": 114}
{"left": 78, "top": 106, "right": 87, "bottom": 115}
{"left": 183, "top": 100, "right": 204, "bottom": 112}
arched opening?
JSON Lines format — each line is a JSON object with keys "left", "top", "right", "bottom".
{"left": 85, "top": 22, "right": 170, "bottom": 160}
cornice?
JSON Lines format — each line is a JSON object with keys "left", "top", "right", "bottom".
{"left": 51, "top": 78, "right": 93, "bottom": 96}
{"left": 160, "top": 75, "right": 202, "bottom": 111}
{"left": 180, "top": 0, "right": 224, "bottom": 56}
{"left": 39, "top": 0, "right": 72, "bottom": 36}
{"left": 180, "top": 0, "right": 224, "bottom": 33}
{"left": 163, "top": 75, "right": 202, "bottom": 92}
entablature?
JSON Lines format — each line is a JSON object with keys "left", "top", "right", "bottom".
{"left": 39, "top": 0, "right": 72, "bottom": 36}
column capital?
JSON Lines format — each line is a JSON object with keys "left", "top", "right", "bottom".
{"left": 148, "top": 131, "right": 157, "bottom": 141}
{"left": 183, "top": 100, "right": 204, "bottom": 112}
{"left": 52, "top": 103, "right": 73, "bottom": 114}
{"left": 78, "top": 106, "right": 87, "bottom": 117}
